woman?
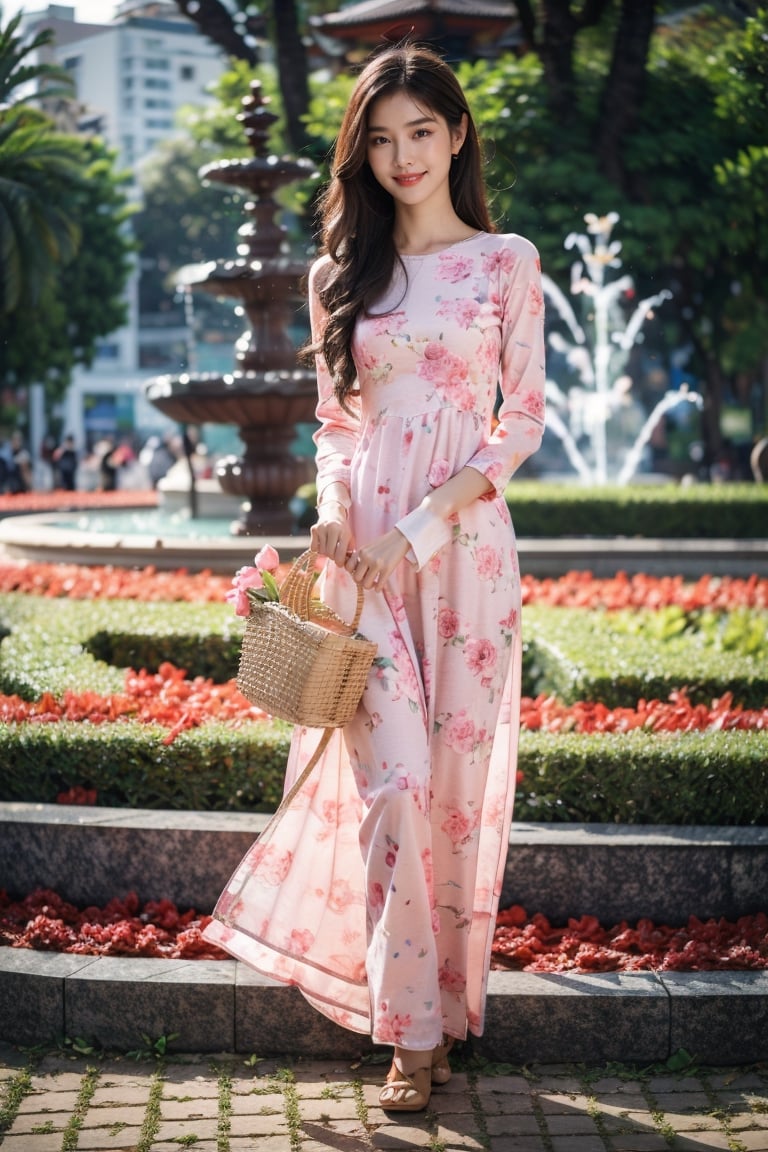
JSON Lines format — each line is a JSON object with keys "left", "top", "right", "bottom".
{"left": 205, "top": 43, "right": 546, "bottom": 1112}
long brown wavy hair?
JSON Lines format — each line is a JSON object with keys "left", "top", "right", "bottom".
{"left": 311, "top": 44, "right": 494, "bottom": 411}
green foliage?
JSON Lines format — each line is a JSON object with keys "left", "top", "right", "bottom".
{"left": 515, "top": 729, "right": 768, "bottom": 825}
{"left": 0, "top": 588, "right": 765, "bottom": 823}
{"left": 505, "top": 481, "right": 768, "bottom": 538}
{"left": 0, "top": 720, "right": 291, "bottom": 810}
{"left": 0, "top": 596, "right": 241, "bottom": 699}
{"left": 297, "top": 479, "right": 768, "bottom": 538}
{"left": 524, "top": 605, "right": 768, "bottom": 708}
{"left": 0, "top": 9, "right": 133, "bottom": 402}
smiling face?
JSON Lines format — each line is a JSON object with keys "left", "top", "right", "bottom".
{"left": 366, "top": 90, "right": 467, "bottom": 213}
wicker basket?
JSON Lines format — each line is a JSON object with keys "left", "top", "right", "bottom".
{"left": 236, "top": 549, "right": 377, "bottom": 728}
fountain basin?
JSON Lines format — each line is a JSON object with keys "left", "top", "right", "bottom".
{"left": 0, "top": 509, "right": 765, "bottom": 577}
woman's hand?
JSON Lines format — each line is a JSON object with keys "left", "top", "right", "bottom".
{"left": 345, "top": 528, "right": 411, "bottom": 591}
{"left": 310, "top": 501, "right": 354, "bottom": 567}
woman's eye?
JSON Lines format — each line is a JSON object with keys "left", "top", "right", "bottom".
{"left": 414, "top": 129, "right": 431, "bottom": 139}
{"left": 370, "top": 135, "right": 389, "bottom": 146}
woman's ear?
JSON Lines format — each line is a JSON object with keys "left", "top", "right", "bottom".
{"left": 452, "top": 113, "right": 469, "bottom": 156}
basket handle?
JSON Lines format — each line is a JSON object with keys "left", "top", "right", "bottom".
{"left": 280, "top": 549, "right": 364, "bottom": 634}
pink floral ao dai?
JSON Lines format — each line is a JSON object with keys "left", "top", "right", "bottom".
{"left": 204, "top": 232, "right": 546, "bottom": 1049}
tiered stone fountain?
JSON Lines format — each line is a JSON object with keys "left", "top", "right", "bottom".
{"left": 145, "top": 80, "right": 319, "bottom": 536}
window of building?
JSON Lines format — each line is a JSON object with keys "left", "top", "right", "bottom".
{"left": 95, "top": 342, "right": 120, "bottom": 361}
{"left": 122, "top": 136, "right": 135, "bottom": 164}
{"left": 179, "top": 64, "right": 195, "bottom": 82}
{"left": 145, "top": 118, "right": 173, "bottom": 130}
{"left": 123, "top": 97, "right": 135, "bottom": 112}
{"left": 144, "top": 57, "right": 170, "bottom": 71}
{"left": 144, "top": 98, "right": 172, "bottom": 110}
{"left": 144, "top": 77, "right": 170, "bottom": 90}
{"left": 143, "top": 37, "right": 163, "bottom": 49}
{"left": 64, "top": 55, "right": 80, "bottom": 70}
{"left": 121, "top": 56, "right": 134, "bottom": 71}
{"left": 123, "top": 76, "right": 134, "bottom": 90}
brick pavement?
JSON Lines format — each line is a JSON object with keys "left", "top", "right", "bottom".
{"left": 1, "top": 1042, "right": 767, "bottom": 1151}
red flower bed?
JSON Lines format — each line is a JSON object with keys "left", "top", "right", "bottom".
{"left": 0, "top": 490, "right": 158, "bottom": 515}
{"left": 2, "top": 889, "right": 765, "bottom": 971}
{"left": 0, "top": 889, "right": 227, "bottom": 960}
{"left": 0, "top": 662, "right": 270, "bottom": 744}
{"left": 1, "top": 559, "right": 766, "bottom": 610}
{"left": 492, "top": 905, "right": 768, "bottom": 972}
{"left": 1, "top": 665, "right": 765, "bottom": 746}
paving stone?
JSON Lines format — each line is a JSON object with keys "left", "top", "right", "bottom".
{"left": 229, "top": 1091, "right": 285, "bottom": 1114}
{"left": 485, "top": 1113, "right": 541, "bottom": 1136}
{"left": 475, "top": 1074, "right": 531, "bottom": 1094}
{"left": 652, "top": 1091, "right": 713, "bottom": 1113}
{"left": 435, "top": 1120, "right": 488, "bottom": 1149}
{"left": 673, "top": 1134, "right": 731, "bottom": 1150}
{"left": 470, "top": 1092, "right": 535, "bottom": 1116}
{"left": 299, "top": 1097, "right": 363, "bottom": 1121}
{"left": 730, "top": 1134, "right": 768, "bottom": 1151}
{"left": 609, "top": 1137, "right": 671, "bottom": 1151}
{"left": 488, "top": 1137, "right": 548, "bottom": 1151}
{"left": 89, "top": 1084, "right": 154, "bottom": 1107}
{"left": 79, "top": 1104, "right": 146, "bottom": 1127}
{"left": 538, "top": 1091, "right": 593, "bottom": 1113}
{"left": 153, "top": 1117, "right": 220, "bottom": 1141}
{"left": 16, "top": 1090, "right": 80, "bottom": 1114}
{"left": 653, "top": 1111, "right": 724, "bottom": 1132}
{"left": 161, "top": 1075, "right": 221, "bottom": 1098}
{"left": 75, "top": 1125, "right": 146, "bottom": 1150}
{"left": 228, "top": 1139, "right": 294, "bottom": 1151}
{"left": 5, "top": 1113, "right": 68, "bottom": 1135}
{"left": 159, "top": 1097, "right": 218, "bottom": 1119}
{"left": 646, "top": 1076, "right": 705, "bottom": 1094}
{"left": 0, "top": 1134, "right": 70, "bottom": 1151}
{"left": 28, "top": 1070, "right": 85, "bottom": 1092}
{"left": 729, "top": 1113, "right": 768, "bottom": 1130}
{"left": 542, "top": 1114, "right": 601, "bottom": 1136}
{"left": 591, "top": 1094, "right": 648, "bottom": 1120}
{"left": 228, "top": 1112, "right": 290, "bottom": 1137}
{"left": 548, "top": 1138, "right": 606, "bottom": 1152}
{"left": 372, "top": 1125, "right": 435, "bottom": 1148}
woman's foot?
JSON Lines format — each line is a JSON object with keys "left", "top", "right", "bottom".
{"left": 379, "top": 1048, "right": 432, "bottom": 1112}
{"left": 431, "top": 1036, "right": 455, "bottom": 1085}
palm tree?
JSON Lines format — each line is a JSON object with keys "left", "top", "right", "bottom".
{"left": 0, "top": 7, "right": 83, "bottom": 314}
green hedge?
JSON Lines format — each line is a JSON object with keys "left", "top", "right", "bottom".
{"left": 515, "top": 729, "right": 768, "bottom": 825}
{"left": 0, "top": 721, "right": 291, "bottom": 811}
{"left": 294, "top": 481, "right": 768, "bottom": 539}
{"left": 1, "top": 591, "right": 766, "bottom": 824}
{"left": 1, "top": 720, "right": 764, "bottom": 825}
{"left": 523, "top": 605, "right": 768, "bottom": 709}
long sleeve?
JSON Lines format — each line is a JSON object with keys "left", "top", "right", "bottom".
{"left": 309, "top": 258, "right": 360, "bottom": 504}
{"left": 465, "top": 239, "right": 546, "bottom": 494}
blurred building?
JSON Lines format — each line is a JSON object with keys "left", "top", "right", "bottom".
{"left": 19, "top": 2, "right": 227, "bottom": 452}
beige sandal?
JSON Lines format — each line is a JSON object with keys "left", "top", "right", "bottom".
{"left": 431, "top": 1037, "right": 455, "bottom": 1085}
{"left": 379, "top": 1060, "right": 432, "bottom": 1111}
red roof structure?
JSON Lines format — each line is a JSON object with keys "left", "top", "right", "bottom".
{"left": 310, "top": 0, "right": 519, "bottom": 58}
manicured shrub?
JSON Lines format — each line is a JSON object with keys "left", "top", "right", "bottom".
{"left": 296, "top": 481, "right": 768, "bottom": 539}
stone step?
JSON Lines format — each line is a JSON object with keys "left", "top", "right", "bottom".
{"left": 1, "top": 804, "right": 767, "bottom": 1062}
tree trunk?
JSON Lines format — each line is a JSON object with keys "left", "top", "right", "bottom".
{"left": 173, "top": 0, "right": 261, "bottom": 66}
{"left": 595, "top": 0, "right": 657, "bottom": 192}
{"left": 537, "top": 0, "right": 613, "bottom": 125}
{"left": 272, "top": 0, "right": 311, "bottom": 155}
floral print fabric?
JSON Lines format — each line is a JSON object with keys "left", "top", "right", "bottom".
{"left": 204, "top": 232, "right": 546, "bottom": 1048}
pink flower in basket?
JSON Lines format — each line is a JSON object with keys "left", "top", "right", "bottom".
{"left": 226, "top": 545, "right": 281, "bottom": 616}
